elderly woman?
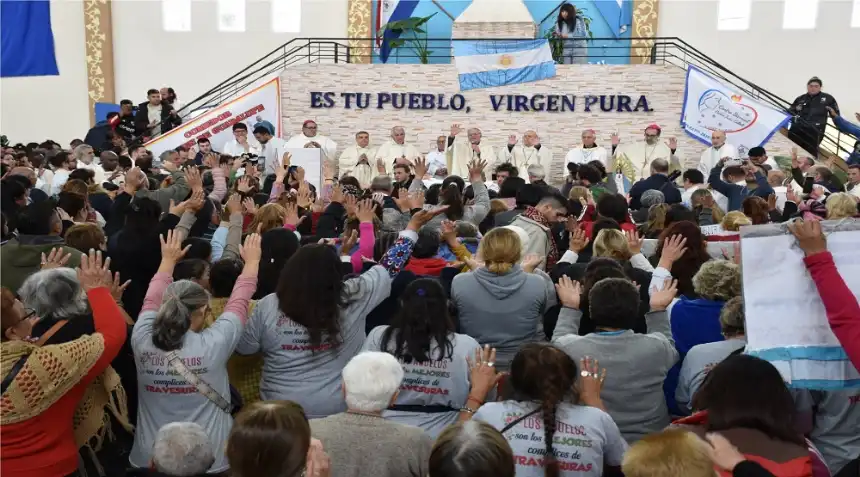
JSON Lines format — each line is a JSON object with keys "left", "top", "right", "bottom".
{"left": 310, "top": 352, "right": 433, "bottom": 477}
{"left": 145, "top": 422, "right": 215, "bottom": 477}
{"left": 1, "top": 251, "right": 127, "bottom": 477}
{"left": 656, "top": 259, "right": 741, "bottom": 415}
{"left": 676, "top": 296, "right": 746, "bottom": 414}
{"left": 129, "top": 230, "right": 261, "bottom": 473}
{"left": 430, "top": 421, "right": 515, "bottom": 477}
{"left": 452, "top": 227, "right": 556, "bottom": 371}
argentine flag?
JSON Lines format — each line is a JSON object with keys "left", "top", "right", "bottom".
{"left": 453, "top": 40, "right": 556, "bottom": 92}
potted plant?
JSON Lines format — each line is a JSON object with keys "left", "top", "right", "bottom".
{"left": 379, "top": 13, "right": 437, "bottom": 64}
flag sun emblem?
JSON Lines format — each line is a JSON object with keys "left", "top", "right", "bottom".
{"left": 499, "top": 54, "right": 514, "bottom": 67}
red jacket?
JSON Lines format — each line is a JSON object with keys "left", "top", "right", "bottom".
{"left": 404, "top": 257, "right": 449, "bottom": 276}
{"left": 580, "top": 204, "right": 637, "bottom": 238}
{"left": 0, "top": 288, "right": 128, "bottom": 477}
{"left": 804, "top": 251, "right": 860, "bottom": 369}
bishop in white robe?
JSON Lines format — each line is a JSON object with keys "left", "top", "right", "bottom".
{"left": 503, "top": 130, "right": 552, "bottom": 182}
{"left": 565, "top": 129, "right": 609, "bottom": 167}
{"left": 338, "top": 131, "right": 378, "bottom": 189}
{"left": 611, "top": 125, "right": 680, "bottom": 181}
{"left": 446, "top": 125, "right": 498, "bottom": 178}
{"left": 285, "top": 120, "right": 338, "bottom": 161}
{"left": 374, "top": 126, "right": 420, "bottom": 174}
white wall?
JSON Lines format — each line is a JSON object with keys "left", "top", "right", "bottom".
{"left": 658, "top": 0, "right": 860, "bottom": 118}
{"left": 111, "top": 0, "right": 349, "bottom": 111}
{"left": 0, "top": 0, "right": 89, "bottom": 146}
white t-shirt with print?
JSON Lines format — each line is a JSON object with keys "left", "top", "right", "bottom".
{"left": 474, "top": 401, "right": 628, "bottom": 477}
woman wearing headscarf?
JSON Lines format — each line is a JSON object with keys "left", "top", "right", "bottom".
{"left": 1, "top": 250, "right": 127, "bottom": 477}
{"left": 129, "top": 230, "right": 261, "bottom": 473}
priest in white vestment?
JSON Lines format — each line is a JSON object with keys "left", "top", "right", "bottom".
{"left": 564, "top": 129, "right": 609, "bottom": 167}
{"left": 697, "top": 130, "right": 738, "bottom": 175}
{"left": 426, "top": 136, "right": 448, "bottom": 177}
{"left": 337, "top": 131, "right": 377, "bottom": 189}
{"left": 611, "top": 124, "right": 680, "bottom": 182}
{"left": 446, "top": 124, "right": 498, "bottom": 178}
{"left": 285, "top": 120, "right": 338, "bottom": 161}
{"left": 503, "top": 130, "right": 552, "bottom": 182}
{"left": 374, "top": 126, "right": 421, "bottom": 174}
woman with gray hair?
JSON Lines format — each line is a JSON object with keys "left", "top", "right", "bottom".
{"left": 310, "top": 352, "right": 433, "bottom": 477}
{"left": 149, "top": 422, "right": 215, "bottom": 477}
{"left": 129, "top": 230, "right": 261, "bottom": 474}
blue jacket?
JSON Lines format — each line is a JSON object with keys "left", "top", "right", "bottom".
{"left": 628, "top": 173, "right": 683, "bottom": 210}
{"left": 707, "top": 163, "right": 774, "bottom": 211}
{"left": 664, "top": 298, "right": 726, "bottom": 415}
{"left": 833, "top": 115, "right": 860, "bottom": 165}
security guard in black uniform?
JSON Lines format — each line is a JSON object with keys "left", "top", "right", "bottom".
{"left": 788, "top": 76, "right": 839, "bottom": 157}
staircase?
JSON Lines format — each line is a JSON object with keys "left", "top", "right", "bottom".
{"left": 178, "top": 37, "right": 857, "bottom": 171}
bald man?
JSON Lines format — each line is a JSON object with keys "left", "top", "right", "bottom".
{"left": 446, "top": 123, "right": 498, "bottom": 178}
{"left": 374, "top": 126, "right": 420, "bottom": 175}
{"left": 565, "top": 129, "right": 609, "bottom": 167}
{"left": 504, "top": 130, "right": 553, "bottom": 183}
{"left": 697, "top": 130, "right": 738, "bottom": 175}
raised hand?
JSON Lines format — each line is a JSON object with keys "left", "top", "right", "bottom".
{"left": 159, "top": 229, "right": 190, "bottom": 265}
{"left": 788, "top": 219, "right": 827, "bottom": 256}
{"left": 650, "top": 278, "right": 679, "bottom": 311}
{"left": 440, "top": 219, "right": 457, "bottom": 245}
{"left": 343, "top": 194, "right": 357, "bottom": 218}
{"left": 790, "top": 147, "right": 799, "bottom": 169}
{"left": 355, "top": 198, "right": 377, "bottom": 224}
{"left": 237, "top": 177, "right": 252, "bottom": 193}
{"left": 239, "top": 233, "right": 262, "bottom": 264}
{"left": 658, "top": 234, "right": 688, "bottom": 269}
{"left": 296, "top": 182, "right": 313, "bottom": 208}
{"left": 569, "top": 226, "right": 590, "bottom": 253}
{"left": 185, "top": 166, "right": 203, "bottom": 192}
{"left": 77, "top": 249, "right": 113, "bottom": 292}
{"left": 185, "top": 190, "right": 206, "bottom": 213}
{"left": 110, "top": 272, "right": 131, "bottom": 303}
{"left": 450, "top": 123, "right": 463, "bottom": 137}
{"left": 521, "top": 253, "right": 543, "bottom": 273}
{"left": 295, "top": 166, "right": 306, "bottom": 183}
{"left": 168, "top": 199, "right": 187, "bottom": 217}
{"left": 41, "top": 247, "right": 72, "bottom": 270}
{"left": 226, "top": 193, "right": 243, "bottom": 216}
{"left": 555, "top": 275, "right": 582, "bottom": 309}
{"left": 466, "top": 345, "right": 501, "bottom": 402}
{"left": 376, "top": 158, "right": 387, "bottom": 174}
{"left": 340, "top": 229, "right": 358, "bottom": 256}
{"left": 767, "top": 193, "right": 777, "bottom": 212}
{"left": 329, "top": 184, "right": 344, "bottom": 205}
{"left": 392, "top": 191, "right": 411, "bottom": 212}
{"left": 407, "top": 206, "right": 449, "bottom": 231}
{"left": 578, "top": 356, "right": 607, "bottom": 410}
{"left": 413, "top": 156, "right": 428, "bottom": 179}
{"left": 243, "top": 197, "right": 258, "bottom": 216}
{"left": 667, "top": 137, "right": 678, "bottom": 150}
{"left": 468, "top": 159, "right": 488, "bottom": 181}
{"left": 610, "top": 132, "right": 620, "bottom": 146}
{"left": 625, "top": 229, "right": 643, "bottom": 255}
{"left": 283, "top": 201, "right": 302, "bottom": 228}
{"left": 408, "top": 191, "right": 425, "bottom": 210}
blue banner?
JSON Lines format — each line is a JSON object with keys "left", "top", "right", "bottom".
{"left": 1, "top": 0, "right": 59, "bottom": 77}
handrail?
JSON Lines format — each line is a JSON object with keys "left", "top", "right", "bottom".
{"left": 172, "top": 36, "right": 856, "bottom": 161}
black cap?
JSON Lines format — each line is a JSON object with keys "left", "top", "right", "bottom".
{"left": 748, "top": 146, "right": 766, "bottom": 157}
{"left": 807, "top": 76, "right": 822, "bottom": 86}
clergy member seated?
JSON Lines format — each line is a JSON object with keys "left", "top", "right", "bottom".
{"left": 697, "top": 130, "right": 737, "bottom": 175}
{"left": 374, "top": 126, "right": 420, "bottom": 174}
{"left": 628, "top": 158, "right": 683, "bottom": 210}
{"left": 447, "top": 123, "right": 498, "bottom": 178}
{"left": 338, "top": 131, "right": 377, "bottom": 189}
{"left": 565, "top": 129, "right": 609, "bottom": 167}
{"left": 611, "top": 124, "right": 679, "bottom": 182}
{"left": 505, "top": 130, "right": 552, "bottom": 182}
{"left": 285, "top": 119, "right": 337, "bottom": 161}
{"left": 426, "top": 136, "right": 448, "bottom": 177}
{"left": 222, "top": 122, "right": 261, "bottom": 157}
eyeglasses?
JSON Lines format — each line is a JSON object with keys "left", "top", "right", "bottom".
{"left": 304, "top": 126, "right": 318, "bottom": 130}
{"left": 644, "top": 134, "right": 659, "bottom": 138}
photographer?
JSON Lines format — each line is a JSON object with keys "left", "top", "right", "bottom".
{"left": 222, "top": 123, "right": 260, "bottom": 158}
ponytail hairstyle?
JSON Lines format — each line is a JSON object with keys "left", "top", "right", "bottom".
{"left": 152, "top": 280, "right": 210, "bottom": 351}
{"left": 509, "top": 343, "right": 578, "bottom": 477}
{"left": 440, "top": 176, "right": 466, "bottom": 220}
{"left": 478, "top": 227, "right": 522, "bottom": 275}
{"left": 381, "top": 278, "right": 455, "bottom": 363}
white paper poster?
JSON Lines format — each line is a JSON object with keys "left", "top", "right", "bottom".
{"left": 144, "top": 77, "right": 281, "bottom": 157}
{"left": 680, "top": 66, "right": 790, "bottom": 158}
{"left": 740, "top": 221, "right": 860, "bottom": 389}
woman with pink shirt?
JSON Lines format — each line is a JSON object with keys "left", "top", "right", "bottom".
{"left": 129, "top": 230, "right": 261, "bottom": 473}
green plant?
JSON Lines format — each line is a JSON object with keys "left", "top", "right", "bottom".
{"left": 380, "top": 13, "right": 437, "bottom": 64}
{"left": 543, "top": 8, "right": 594, "bottom": 63}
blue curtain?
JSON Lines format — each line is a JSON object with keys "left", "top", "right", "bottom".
{"left": 1, "top": 0, "right": 59, "bottom": 77}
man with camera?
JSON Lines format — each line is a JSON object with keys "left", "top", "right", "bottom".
{"left": 222, "top": 123, "right": 261, "bottom": 157}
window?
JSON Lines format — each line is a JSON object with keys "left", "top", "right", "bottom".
{"left": 162, "top": 0, "right": 191, "bottom": 32}
{"left": 272, "top": 0, "right": 302, "bottom": 33}
{"left": 852, "top": 0, "right": 860, "bottom": 27}
{"left": 717, "top": 0, "right": 752, "bottom": 30}
{"left": 783, "top": 0, "right": 819, "bottom": 29}
{"left": 218, "top": 0, "right": 246, "bottom": 32}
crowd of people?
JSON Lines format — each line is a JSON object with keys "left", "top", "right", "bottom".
{"left": 1, "top": 95, "right": 859, "bottom": 477}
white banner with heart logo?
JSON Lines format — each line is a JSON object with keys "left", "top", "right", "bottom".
{"left": 680, "top": 66, "right": 790, "bottom": 157}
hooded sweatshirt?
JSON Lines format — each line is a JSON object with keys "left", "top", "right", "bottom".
{"left": 0, "top": 235, "right": 83, "bottom": 292}
{"left": 451, "top": 265, "right": 556, "bottom": 370}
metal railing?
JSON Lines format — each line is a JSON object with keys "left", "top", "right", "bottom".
{"left": 174, "top": 36, "right": 856, "bottom": 163}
